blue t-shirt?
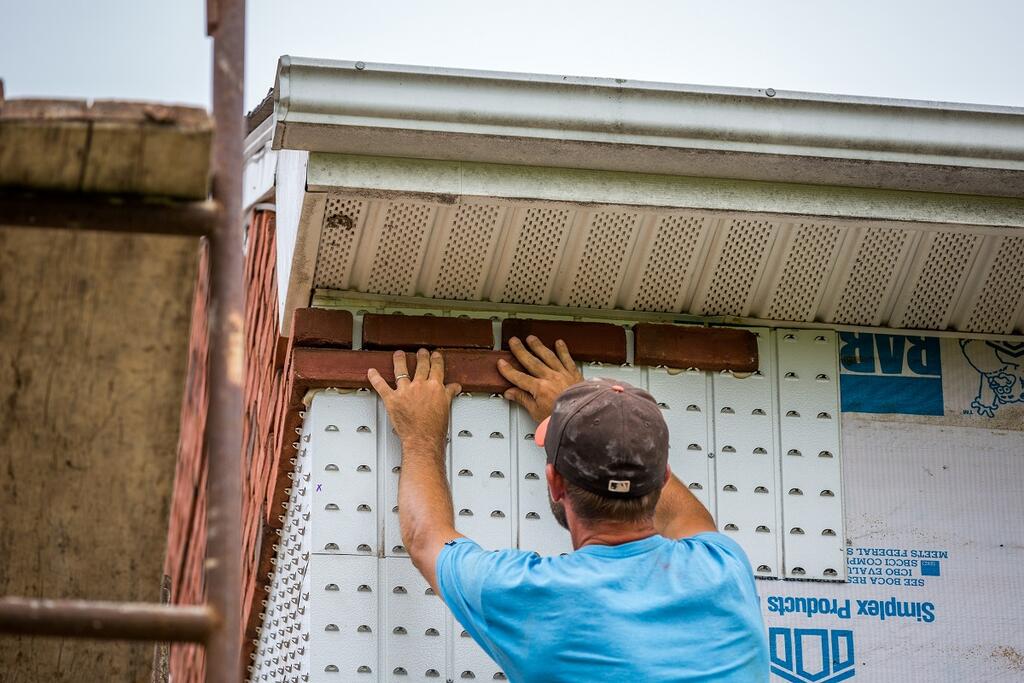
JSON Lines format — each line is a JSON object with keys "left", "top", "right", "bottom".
{"left": 437, "top": 532, "right": 768, "bottom": 682}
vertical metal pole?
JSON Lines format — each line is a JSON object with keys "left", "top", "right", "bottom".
{"left": 206, "top": 0, "right": 245, "bottom": 680}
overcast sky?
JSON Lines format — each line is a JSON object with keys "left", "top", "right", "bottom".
{"left": 1, "top": 1, "right": 1022, "bottom": 112}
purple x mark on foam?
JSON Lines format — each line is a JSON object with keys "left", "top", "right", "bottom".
{"left": 315, "top": 483, "right": 322, "bottom": 492}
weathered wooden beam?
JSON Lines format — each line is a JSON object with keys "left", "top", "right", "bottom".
{"left": 0, "top": 99, "right": 212, "bottom": 199}
{"left": 0, "top": 189, "right": 217, "bottom": 236}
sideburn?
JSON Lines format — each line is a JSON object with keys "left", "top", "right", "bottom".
{"left": 549, "top": 496, "right": 569, "bottom": 530}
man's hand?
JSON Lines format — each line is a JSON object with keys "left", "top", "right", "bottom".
{"left": 498, "top": 336, "right": 583, "bottom": 422}
{"left": 368, "top": 349, "right": 462, "bottom": 450}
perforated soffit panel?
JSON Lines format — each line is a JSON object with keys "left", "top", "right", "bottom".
{"left": 311, "top": 194, "right": 1024, "bottom": 335}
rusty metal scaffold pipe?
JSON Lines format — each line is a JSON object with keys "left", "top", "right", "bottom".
{"left": 0, "top": 2, "right": 247, "bottom": 679}
{"left": 204, "top": 0, "right": 246, "bottom": 680}
{"left": 0, "top": 598, "right": 214, "bottom": 643}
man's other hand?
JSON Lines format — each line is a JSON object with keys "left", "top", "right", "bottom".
{"left": 498, "top": 336, "right": 583, "bottom": 422}
{"left": 368, "top": 349, "right": 462, "bottom": 450}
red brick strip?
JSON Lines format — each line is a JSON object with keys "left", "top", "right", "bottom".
{"left": 633, "top": 323, "right": 758, "bottom": 372}
{"left": 290, "top": 307, "right": 353, "bottom": 348}
{"left": 292, "top": 348, "right": 523, "bottom": 395}
{"left": 361, "top": 313, "right": 494, "bottom": 351}
{"left": 501, "top": 318, "right": 627, "bottom": 364}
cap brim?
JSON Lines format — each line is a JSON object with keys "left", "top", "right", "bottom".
{"left": 534, "top": 417, "right": 551, "bottom": 447}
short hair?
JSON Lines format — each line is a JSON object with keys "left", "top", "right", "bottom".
{"left": 564, "top": 480, "right": 661, "bottom": 524}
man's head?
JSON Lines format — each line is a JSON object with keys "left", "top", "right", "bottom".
{"left": 535, "top": 378, "right": 670, "bottom": 531}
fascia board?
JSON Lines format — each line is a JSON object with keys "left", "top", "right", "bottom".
{"left": 305, "top": 153, "right": 1024, "bottom": 230}
{"left": 274, "top": 56, "right": 1024, "bottom": 198}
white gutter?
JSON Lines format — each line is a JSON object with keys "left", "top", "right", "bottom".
{"left": 273, "top": 56, "right": 1024, "bottom": 198}
{"left": 242, "top": 113, "right": 277, "bottom": 211}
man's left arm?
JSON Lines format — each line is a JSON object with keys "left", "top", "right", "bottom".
{"left": 368, "top": 349, "right": 464, "bottom": 594}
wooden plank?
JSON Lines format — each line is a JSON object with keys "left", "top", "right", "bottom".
{"left": 0, "top": 100, "right": 89, "bottom": 191}
{"left": 88, "top": 101, "right": 212, "bottom": 198}
{"left": 0, "top": 99, "right": 213, "bottom": 199}
{"left": 81, "top": 120, "right": 145, "bottom": 194}
{"left": 136, "top": 122, "right": 211, "bottom": 199}
{"left": 0, "top": 225, "right": 198, "bottom": 682}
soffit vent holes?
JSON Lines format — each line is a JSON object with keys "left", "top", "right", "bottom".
{"left": 966, "top": 236, "right": 1024, "bottom": 333}
{"left": 631, "top": 214, "right": 706, "bottom": 312}
{"left": 767, "top": 223, "right": 844, "bottom": 322}
{"left": 700, "top": 219, "right": 776, "bottom": 316}
{"left": 833, "top": 226, "right": 912, "bottom": 325}
{"left": 566, "top": 211, "right": 641, "bottom": 309}
{"left": 432, "top": 204, "right": 503, "bottom": 300}
{"left": 901, "top": 231, "right": 979, "bottom": 329}
{"left": 500, "top": 208, "right": 573, "bottom": 305}
{"left": 314, "top": 196, "right": 367, "bottom": 290}
{"left": 365, "top": 202, "right": 436, "bottom": 296}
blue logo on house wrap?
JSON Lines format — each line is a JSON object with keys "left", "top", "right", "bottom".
{"left": 960, "top": 340, "right": 1024, "bottom": 417}
{"left": 920, "top": 560, "right": 941, "bottom": 577}
{"left": 839, "top": 333, "right": 943, "bottom": 415}
{"left": 770, "top": 628, "right": 855, "bottom": 683}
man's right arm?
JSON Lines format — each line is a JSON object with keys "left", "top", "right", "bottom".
{"left": 654, "top": 472, "right": 717, "bottom": 539}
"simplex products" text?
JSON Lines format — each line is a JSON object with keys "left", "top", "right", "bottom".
{"left": 766, "top": 596, "right": 936, "bottom": 623}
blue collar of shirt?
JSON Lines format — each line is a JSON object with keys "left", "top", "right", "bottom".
{"left": 574, "top": 534, "right": 667, "bottom": 558}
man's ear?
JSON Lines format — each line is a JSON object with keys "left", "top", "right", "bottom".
{"left": 664, "top": 464, "right": 672, "bottom": 487}
{"left": 546, "top": 463, "right": 566, "bottom": 502}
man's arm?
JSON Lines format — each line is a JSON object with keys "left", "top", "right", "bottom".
{"left": 654, "top": 473, "right": 717, "bottom": 539}
{"left": 368, "top": 349, "right": 463, "bottom": 593}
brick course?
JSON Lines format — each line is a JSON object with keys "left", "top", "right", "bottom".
{"left": 633, "top": 323, "right": 759, "bottom": 371}
{"left": 501, "top": 318, "right": 627, "bottom": 364}
{"left": 291, "top": 307, "right": 353, "bottom": 348}
{"left": 292, "top": 348, "right": 523, "bottom": 395}
{"left": 362, "top": 313, "right": 493, "bottom": 351}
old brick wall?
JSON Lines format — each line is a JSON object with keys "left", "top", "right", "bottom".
{"left": 163, "top": 238, "right": 210, "bottom": 682}
{"left": 163, "top": 210, "right": 287, "bottom": 681}
{"left": 239, "top": 211, "right": 290, "bottom": 661}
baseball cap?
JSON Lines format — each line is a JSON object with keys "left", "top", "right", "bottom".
{"left": 534, "top": 378, "right": 669, "bottom": 498}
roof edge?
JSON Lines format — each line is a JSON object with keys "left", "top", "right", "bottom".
{"left": 271, "top": 57, "right": 1024, "bottom": 198}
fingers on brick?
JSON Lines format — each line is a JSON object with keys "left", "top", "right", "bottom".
{"left": 367, "top": 368, "right": 394, "bottom": 397}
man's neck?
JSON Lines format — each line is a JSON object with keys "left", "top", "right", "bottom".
{"left": 570, "top": 520, "right": 658, "bottom": 550}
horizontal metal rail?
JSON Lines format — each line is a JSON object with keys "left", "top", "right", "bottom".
{"left": 0, "top": 597, "right": 215, "bottom": 643}
{"left": 0, "top": 189, "right": 218, "bottom": 236}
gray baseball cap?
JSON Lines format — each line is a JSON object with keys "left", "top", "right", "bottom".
{"left": 535, "top": 378, "right": 669, "bottom": 498}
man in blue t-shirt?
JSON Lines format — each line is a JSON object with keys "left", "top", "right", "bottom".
{"left": 367, "top": 336, "right": 769, "bottom": 682}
